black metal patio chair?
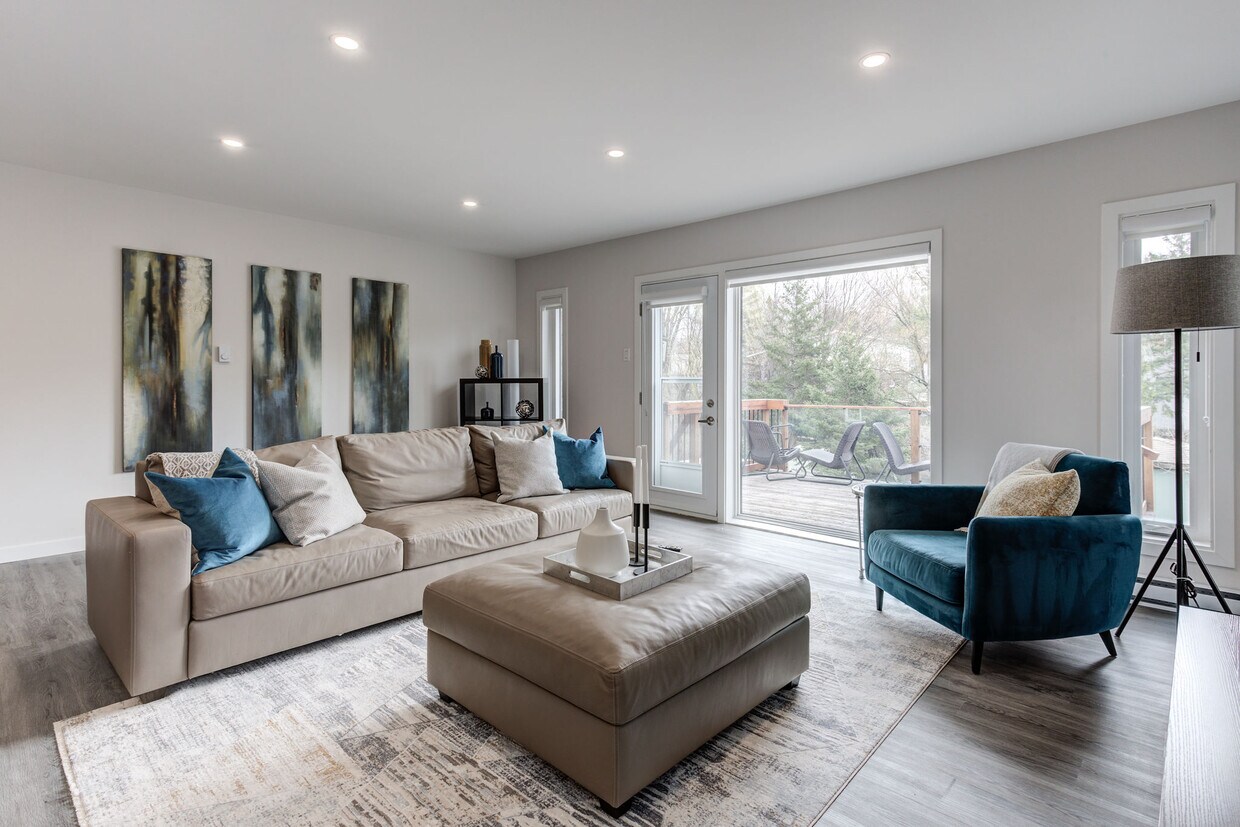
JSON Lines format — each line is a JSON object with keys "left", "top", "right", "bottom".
{"left": 743, "top": 419, "right": 802, "bottom": 481}
{"left": 797, "top": 421, "right": 867, "bottom": 483}
{"left": 873, "top": 421, "right": 931, "bottom": 482}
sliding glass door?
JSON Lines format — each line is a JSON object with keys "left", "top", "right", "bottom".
{"left": 730, "top": 244, "right": 933, "bottom": 539}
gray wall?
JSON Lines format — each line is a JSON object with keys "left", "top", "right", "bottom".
{"left": 516, "top": 100, "right": 1240, "bottom": 588}
{"left": 0, "top": 162, "right": 515, "bottom": 561}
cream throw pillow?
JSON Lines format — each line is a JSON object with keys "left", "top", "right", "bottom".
{"left": 257, "top": 446, "right": 366, "bottom": 546}
{"left": 491, "top": 429, "right": 567, "bottom": 503}
{"left": 974, "top": 460, "right": 1081, "bottom": 520}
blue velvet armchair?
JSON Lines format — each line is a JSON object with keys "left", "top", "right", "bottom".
{"left": 863, "top": 454, "right": 1143, "bottom": 674}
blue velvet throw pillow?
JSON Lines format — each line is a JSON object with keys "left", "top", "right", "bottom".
{"left": 550, "top": 427, "right": 617, "bottom": 490}
{"left": 145, "top": 448, "right": 285, "bottom": 575}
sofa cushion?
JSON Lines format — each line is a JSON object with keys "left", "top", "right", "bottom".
{"left": 506, "top": 489, "right": 634, "bottom": 538}
{"left": 867, "top": 530, "right": 967, "bottom": 605}
{"left": 254, "top": 435, "right": 341, "bottom": 467}
{"left": 190, "top": 523, "right": 402, "bottom": 620}
{"left": 338, "top": 427, "right": 480, "bottom": 511}
{"left": 468, "top": 419, "right": 566, "bottom": 496}
{"left": 364, "top": 498, "right": 539, "bottom": 570}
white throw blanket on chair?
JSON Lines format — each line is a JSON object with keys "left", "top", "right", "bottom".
{"left": 974, "top": 442, "right": 1081, "bottom": 517}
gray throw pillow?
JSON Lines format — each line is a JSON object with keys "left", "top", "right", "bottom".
{"left": 491, "top": 429, "right": 567, "bottom": 503}
{"left": 257, "top": 446, "right": 366, "bottom": 546}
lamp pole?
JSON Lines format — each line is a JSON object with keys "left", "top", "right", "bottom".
{"left": 1116, "top": 327, "right": 1232, "bottom": 636}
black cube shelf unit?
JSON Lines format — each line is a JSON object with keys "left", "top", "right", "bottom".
{"left": 459, "top": 378, "right": 545, "bottom": 426}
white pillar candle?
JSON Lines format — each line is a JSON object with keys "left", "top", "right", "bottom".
{"left": 634, "top": 446, "right": 645, "bottom": 505}
{"left": 506, "top": 339, "right": 520, "bottom": 378}
{"left": 640, "top": 444, "right": 650, "bottom": 504}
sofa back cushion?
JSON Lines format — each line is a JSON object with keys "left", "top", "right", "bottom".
{"left": 338, "top": 427, "right": 480, "bottom": 511}
{"left": 467, "top": 419, "right": 566, "bottom": 495}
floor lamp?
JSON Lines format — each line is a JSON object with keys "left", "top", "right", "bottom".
{"left": 1112, "top": 254, "right": 1239, "bottom": 635}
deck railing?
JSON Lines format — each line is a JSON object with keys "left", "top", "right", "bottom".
{"left": 663, "top": 398, "right": 930, "bottom": 482}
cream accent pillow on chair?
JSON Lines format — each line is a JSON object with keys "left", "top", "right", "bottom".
{"left": 491, "top": 429, "right": 567, "bottom": 503}
{"left": 257, "top": 445, "right": 365, "bottom": 546}
{"left": 974, "top": 460, "right": 1081, "bottom": 519}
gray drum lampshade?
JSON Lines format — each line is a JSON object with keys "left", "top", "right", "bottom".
{"left": 1111, "top": 254, "right": 1240, "bottom": 333}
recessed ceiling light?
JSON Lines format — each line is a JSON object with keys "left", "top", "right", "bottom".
{"left": 860, "top": 52, "right": 890, "bottom": 69}
{"left": 331, "top": 34, "right": 361, "bottom": 51}
{"left": 607, "top": 148, "right": 625, "bottom": 159}
{"left": 220, "top": 137, "right": 245, "bottom": 149}
{"left": 462, "top": 199, "right": 479, "bottom": 208}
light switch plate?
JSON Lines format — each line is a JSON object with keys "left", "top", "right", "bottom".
{"left": 623, "top": 348, "right": 632, "bottom": 362}
{"left": 217, "top": 345, "right": 232, "bottom": 364}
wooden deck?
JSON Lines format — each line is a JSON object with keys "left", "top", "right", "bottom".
{"left": 740, "top": 473, "right": 863, "bottom": 537}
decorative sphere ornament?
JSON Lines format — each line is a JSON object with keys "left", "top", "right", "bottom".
{"left": 516, "top": 399, "right": 535, "bottom": 419}
{"left": 474, "top": 365, "right": 489, "bottom": 379}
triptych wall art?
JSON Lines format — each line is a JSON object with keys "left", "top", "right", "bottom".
{"left": 351, "top": 277, "right": 410, "bottom": 434}
{"left": 120, "top": 248, "right": 412, "bottom": 468}
{"left": 251, "top": 265, "right": 323, "bottom": 449}
{"left": 121, "top": 248, "right": 213, "bottom": 471}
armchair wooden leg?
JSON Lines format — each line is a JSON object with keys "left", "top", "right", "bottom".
{"left": 875, "top": 587, "right": 884, "bottom": 611}
{"left": 1100, "top": 630, "right": 1117, "bottom": 658}
{"left": 971, "top": 641, "right": 984, "bottom": 675}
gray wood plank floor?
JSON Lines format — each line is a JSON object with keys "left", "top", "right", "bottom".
{"left": 0, "top": 515, "right": 1175, "bottom": 826}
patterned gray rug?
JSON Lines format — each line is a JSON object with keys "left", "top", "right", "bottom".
{"left": 56, "top": 591, "right": 961, "bottom": 826}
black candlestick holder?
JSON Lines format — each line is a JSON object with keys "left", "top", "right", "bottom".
{"left": 631, "top": 503, "right": 651, "bottom": 572}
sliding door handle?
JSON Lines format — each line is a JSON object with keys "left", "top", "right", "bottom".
{"left": 698, "top": 416, "right": 716, "bottom": 426}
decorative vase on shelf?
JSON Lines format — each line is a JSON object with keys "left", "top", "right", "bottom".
{"left": 574, "top": 507, "right": 629, "bottom": 576}
{"left": 480, "top": 400, "right": 494, "bottom": 420}
{"left": 479, "top": 339, "right": 491, "bottom": 371}
{"left": 490, "top": 345, "right": 504, "bottom": 379}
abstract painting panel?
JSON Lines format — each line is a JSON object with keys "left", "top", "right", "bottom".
{"left": 352, "top": 277, "right": 409, "bottom": 433}
{"left": 121, "top": 248, "right": 213, "bottom": 471}
{"left": 251, "top": 266, "right": 323, "bottom": 449}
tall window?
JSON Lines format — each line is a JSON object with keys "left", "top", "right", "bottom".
{"left": 537, "top": 288, "right": 566, "bottom": 419}
{"left": 1103, "top": 185, "right": 1235, "bottom": 565}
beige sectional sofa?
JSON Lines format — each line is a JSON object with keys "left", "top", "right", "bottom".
{"left": 85, "top": 424, "right": 634, "bottom": 696}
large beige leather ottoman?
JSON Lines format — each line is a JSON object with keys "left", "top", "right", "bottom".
{"left": 423, "top": 552, "right": 810, "bottom": 817}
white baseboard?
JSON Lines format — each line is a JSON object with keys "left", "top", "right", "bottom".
{"left": 0, "top": 536, "right": 84, "bottom": 565}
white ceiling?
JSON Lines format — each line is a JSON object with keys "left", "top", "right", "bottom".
{"left": 4, "top": 1, "right": 1240, "bottom": 258}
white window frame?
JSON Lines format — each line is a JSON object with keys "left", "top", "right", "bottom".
{"left": 1100, "top": 184, "right": 1236, "bottom": 571}
{"left": 537, "top": 288, "right": 567, "bottom": 420}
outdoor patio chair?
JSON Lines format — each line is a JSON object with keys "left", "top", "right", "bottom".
{"left": 797, "top": 421, "right": 866, "bottom": 483}
{"left": 873, "top": 421, "right": 931, "bottom": 482}
{"left": 743, "top": 419, "right": 802, "bottom": 481}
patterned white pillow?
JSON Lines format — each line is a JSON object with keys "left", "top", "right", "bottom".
{"left": 257, "top": 446, "right": 365, "bottom": 546}
{"left": 491, "top": 429, "right": 567, "bottom": 503}
{"left": 146, "top": 449, "right": 261, "bottom": 516}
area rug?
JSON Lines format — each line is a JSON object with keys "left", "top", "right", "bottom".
{"left": 56, "top": 593, "right": 961, "bottom": 826}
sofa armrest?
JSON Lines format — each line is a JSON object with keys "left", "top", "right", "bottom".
{"left": 85, "top": 496, "right": 192, "bottom": 695}
{"left": 962, "top": 514, "right": 1143, "bottom": 643}
{"left": 863, "top": 485, "right": 983, "bottom": 545}
{"left": 606, "top": 455, "right": 637, "bottom": 494}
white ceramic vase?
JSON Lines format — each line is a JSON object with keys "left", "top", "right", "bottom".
{"left": 574, "top": 507, "right": 629, "bottom": 576}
